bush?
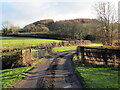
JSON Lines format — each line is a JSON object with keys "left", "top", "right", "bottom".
{"left": 72, "top": 54, "right": 79, "bottom": 66}
{"left": 2, "top": 51, "right": 22, "bottom": 69}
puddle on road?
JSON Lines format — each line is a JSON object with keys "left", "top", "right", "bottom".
{"left": 64, "top": 85, "right": 72, "bottom": 88}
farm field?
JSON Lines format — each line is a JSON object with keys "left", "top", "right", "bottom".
{"left": 75, "top": 66, "right": 119, "bottom": 88}
{"left": 1, "top": 36, "right": 62, "bottom": 49}
{"left": 83, "top": 43, "right": 103, "bottom": 47}
{"left": 18, "top": 32, "right": 49, "bottom": 35}
{"left": 52, "top": 43, "right": 103, "bottom": 52}
{"left": 53, "top": 46, "right": 77, "bottom": 52}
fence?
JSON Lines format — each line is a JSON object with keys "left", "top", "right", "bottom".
{"left": 31, "top": 48, "right": 46, "bottom": 59}
{"left": 76, "top": 46, "right": 120, "bottom": 67}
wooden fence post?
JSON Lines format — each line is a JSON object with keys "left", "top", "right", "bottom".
{"left": 80, "top": 47, "right": 85, "bottom": 65}
{"left": 113, "top": 55, "right": 117, "bottom": 67}
{"left": 104, "top": 49, "right": 108, "bottom": 66}
{"left": 76, "top": 46, "right": 81, "bottom": 65}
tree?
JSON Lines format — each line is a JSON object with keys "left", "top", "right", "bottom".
{"left": 9, "top": 26, "right": 20, "bottom": 34}
{"left": 40, "top": 26, "right": 49, "bottom": 32}
{"left": 94, "top": 2, "right": 117, "bottom": 45}
{"left": 23, "top": 24, "right": 49, "bottom": 32}
{"left": 24, "top": 24, "right": 36, "bottom": 32}
{"left": 2, "top": 21, "right": 20, "bottom": 35}
{"left": 2, "top": 21, "right": 12, "bottom": 35}
{"left": 53, "top": 20, "right": 91, "bottom": 40}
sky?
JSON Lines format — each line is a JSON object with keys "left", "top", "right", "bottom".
{"left": 0, "top": 0, "right": 120, "bottom": 29}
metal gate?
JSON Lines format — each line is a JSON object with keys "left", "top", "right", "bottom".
{"left": 31, "top": 48, "right": 46, "bottom": 59}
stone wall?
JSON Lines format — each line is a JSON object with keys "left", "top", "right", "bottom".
{"left": 2, "top": 40, "right": 91, "bottom": 69}
{"left": 2, "top": 51, "right": 22, "bottom": 69}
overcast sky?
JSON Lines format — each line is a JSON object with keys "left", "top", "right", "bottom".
{"left": 0, "top": 0, "right": 119, "bottom": 29}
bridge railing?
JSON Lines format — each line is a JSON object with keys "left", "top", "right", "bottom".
{"left": 76, "top": 46, "right": 120, "bottom": 67}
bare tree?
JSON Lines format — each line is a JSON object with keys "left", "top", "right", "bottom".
{"left": 2, "top": 21, "right": 13, "bottom": 35}
{"left": 94, "top": 1, "right": 117, "bottom": 45}
{"left": 2, "top": 21, "right": 19, "bottom": 35}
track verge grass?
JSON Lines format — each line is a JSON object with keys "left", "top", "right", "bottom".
{"left": 75, "top": 66, "right": 119, "bottom": 88}
{"left": 1, "top": 57, "right": 45, "bottom": 88}
{"left": 1, "top": 66, "right": 33, "bottom": 88}
{"left": 72, "top": 50, "right": 119, "bottom": 88}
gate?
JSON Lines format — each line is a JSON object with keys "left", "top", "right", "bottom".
{"left": 31, "top": 48, "right": 46, "bottom": 59}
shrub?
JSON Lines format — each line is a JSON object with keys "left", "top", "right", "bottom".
{"left": 2, "top": 51, "right": 22, "bottom": 69}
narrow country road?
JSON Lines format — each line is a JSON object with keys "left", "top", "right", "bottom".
{"left": 13, "top": 50, "right": 83, "bottom": 88}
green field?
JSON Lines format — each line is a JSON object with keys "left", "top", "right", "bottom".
{"left": 1, "top": 66, "right": 33, "bottom": 88}
{"left": 53, "top": 46, "right": 78, "bottom": 52}
{"left": 18, "top": 31, "right": 58, "bottom": 35}
{"left": 83, "top": 43, "right": 103, "bottom": 47}
{"left": 52, "top": 43, "right": 103, "bottom": 52}
{"left": 18, "top": 32, "right": 49, "bottom": 35}
{"left": 75, "top": 66, "right": 119, "bottom": 88}
{"left": 1, "top": 36, "right": 62, "bottom": 49}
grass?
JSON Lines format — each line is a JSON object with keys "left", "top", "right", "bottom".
{"left": 52, "top": 43, "right": 103, "bottom": 52}
{"left": 53, "top": 46, "right": 78, "bottom": 52}
{"left": 83, "top": 43, "right": 103, "bottom": 47}
{"left": 1, "top": 36, "right": 62, "bottom": 49}
{"left": 18, "top": 31, "right": 58, "bottom": 35}
{"left": 1, "top": 57, "right": 46, "bottom": 88}
{"left": 1, "top": 66, "right": 33, "bottom": 88}
{"left": 75, "top": 66, "right": 119, "bottom": 88}
{"left": 18, "top": 32, "right": 49, "bottom": 35}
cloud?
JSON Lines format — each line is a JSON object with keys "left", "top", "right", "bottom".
{"left": 2, "top": 2, "right": 93, "bottom": 27}
{"left": 1, "top": 0, "right": 119, "bottom": 29}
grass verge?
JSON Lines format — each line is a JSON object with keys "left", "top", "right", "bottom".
{"left": 1, "top": 57, "right": 45, "bottom": 88}
{"left": 1, "top": 66, "right": 33, "bottom": 88}
{"left": 72, "top": 55, "right": 119, "bottom": 88}
{"left": 75, "top": 66, "right": 119, "bottom": 88}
